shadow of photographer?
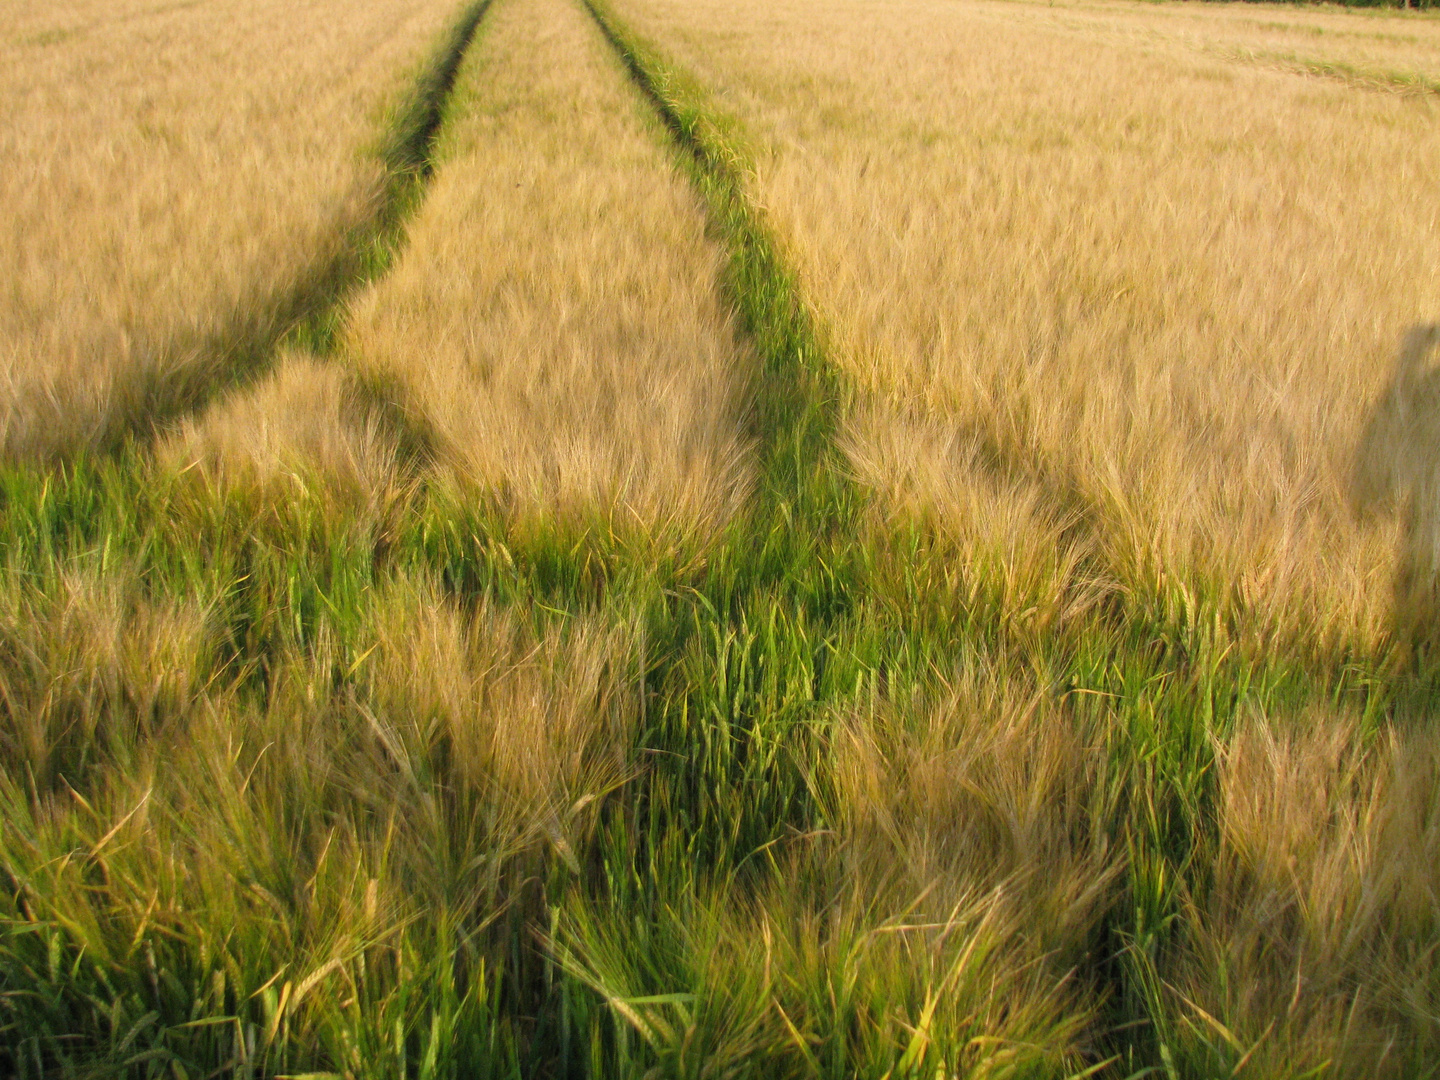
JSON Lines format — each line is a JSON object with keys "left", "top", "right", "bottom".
{"left": 1353, "top": 324, "right": 1440, "bottom": 652}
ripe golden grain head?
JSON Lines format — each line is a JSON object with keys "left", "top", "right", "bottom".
{"left": 625, "top": 0, "right": 1440, "bottom": 644}
{"left": 0, "top": 0, "right": 457, "bottom": 459}
{"left": 342, "top": 0, "right": 754, "bottom": 544}
{"left": 159, "top": 353, "right": 402, "bottom": 502}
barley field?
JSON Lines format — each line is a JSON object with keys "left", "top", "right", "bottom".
{"left": 0, "top": 0, "right": 464, "bottom": 459}
{"left": 2, "top": 0, "right": 1439, "bottom": 1076}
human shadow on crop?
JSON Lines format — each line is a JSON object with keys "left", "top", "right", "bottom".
{"left": 1353, "top": 324, "right": 1440, "bottom": 655}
